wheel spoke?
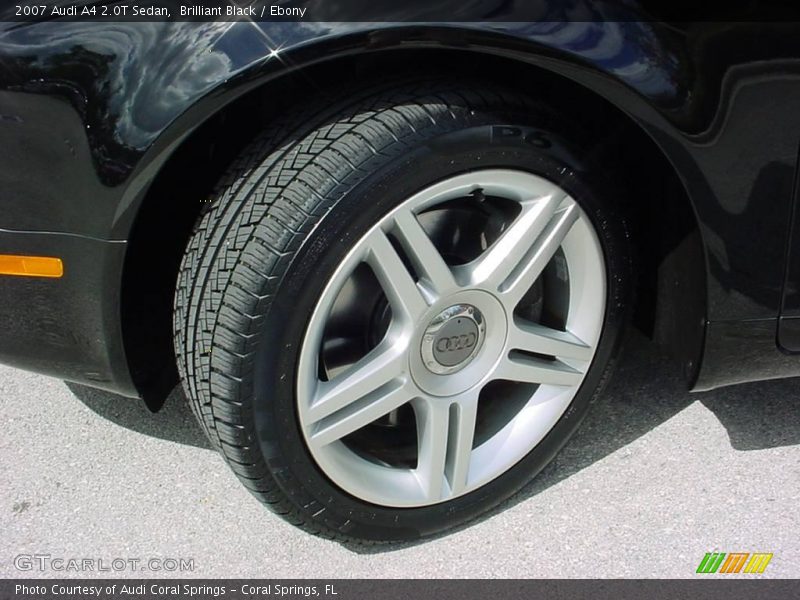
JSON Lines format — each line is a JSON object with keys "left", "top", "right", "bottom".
{"left": 508, "top": 319, "right": 593, "bottom": 362}
{"left": 494, "top": 352, "right": 584, "bottom": 387}
{"left": 308, "top": 380, "right": 414, "bottom": 447}
{"left": 414, "top": 399, "right": 449, "bottom": 502}
{"left": 498, "top": 202, "right": 579, "bottom": 306}
{"left": 307, "top": 339, "right": 406, "bottom": 431}
{"left": 365, "top": 228, "right": 428, "bottom": 324}
{"left": 455, "top": 192, "right": 563, "bottom": 290}
{"left": 413, "top": 393, "right": 479, "bottom": 501}
{"left": 391, "top": 209, "right": 457, "bottom": 299}
{"left": 445, "top": 393, "right": 479, "bottom": 496}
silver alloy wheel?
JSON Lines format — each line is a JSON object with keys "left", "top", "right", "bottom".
{"left": 296, "top": 169, "right": 606, "bottom": 507}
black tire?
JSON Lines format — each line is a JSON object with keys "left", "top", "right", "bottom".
{"left": 174, "top": 78, "right": 631, "bottom": 543}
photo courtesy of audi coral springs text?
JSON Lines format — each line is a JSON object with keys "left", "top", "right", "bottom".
{"left": 2, "top": 5, "right": 800, "bottom": 543}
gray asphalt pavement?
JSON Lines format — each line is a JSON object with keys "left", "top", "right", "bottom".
{"left": 2, "top": 333, "right": 798, "bottom": 578}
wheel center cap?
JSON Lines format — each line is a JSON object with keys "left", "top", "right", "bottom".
{"left": 421, "top": 304, "right": 485, "bottom": 375}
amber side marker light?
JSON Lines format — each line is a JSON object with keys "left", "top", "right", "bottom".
{"left": 0, "top": 255, "right": 64, "bottom": 278}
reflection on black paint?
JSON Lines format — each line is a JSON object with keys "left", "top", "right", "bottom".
{"left": 0, "top": 9, "right": 798, "bottom": 324}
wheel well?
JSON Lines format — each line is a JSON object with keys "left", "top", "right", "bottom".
{"left": 121, "top": 49, "right": 705, "bottom": 409}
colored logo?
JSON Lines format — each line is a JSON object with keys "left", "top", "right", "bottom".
{"left": 696, "top": 552, "right": 773, "bottom": 574}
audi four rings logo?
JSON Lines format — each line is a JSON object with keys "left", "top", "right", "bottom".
{"left": 436, "top": 333, "right": 477, "bottom": 352}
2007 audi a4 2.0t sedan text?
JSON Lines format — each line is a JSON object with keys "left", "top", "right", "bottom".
{"left": 1, "top": 7, "right": 799, "bottom": 543}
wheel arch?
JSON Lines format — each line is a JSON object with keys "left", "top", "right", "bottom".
{"left": 119, "top": 43, "right": 707, "bottom": 408}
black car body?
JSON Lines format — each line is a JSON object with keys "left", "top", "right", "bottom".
{"left": 2, "top": 11, "right": 799, "bottom": 401}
